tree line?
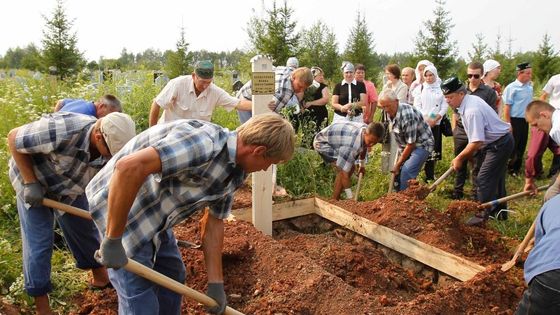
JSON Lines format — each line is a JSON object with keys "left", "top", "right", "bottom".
{"left": 1, "top": 0, "right": 559, "bottom": 86}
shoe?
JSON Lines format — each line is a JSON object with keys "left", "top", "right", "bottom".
{"left": 87, "top": 282, "right": 113, "bottom": 291}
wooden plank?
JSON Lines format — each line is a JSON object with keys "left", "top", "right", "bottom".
{"left": 230, "top": 198, "right": 315, "bottom": 223}
{"left": 314, "top": 198, "right": 486, "bottom": 281}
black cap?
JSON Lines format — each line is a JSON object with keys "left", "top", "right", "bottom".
{"left": 194, "top": 60, "right": 214, "bottom": 79}
{"left": 441, "top": 77, "right": 463, "bottom": 95}
{"left": 516, "top": 62, "right": 531, "bottom": 71}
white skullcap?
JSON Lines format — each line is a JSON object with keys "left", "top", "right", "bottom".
{"left": 483, "top": 59, "right": 500, "bottom": 75}
{"left": 100, "top": 112, "right": 136, "bottom": 155}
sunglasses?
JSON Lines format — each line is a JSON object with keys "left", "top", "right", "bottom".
{"left": 467, "top": 74, "right": 481, "bottom": 79}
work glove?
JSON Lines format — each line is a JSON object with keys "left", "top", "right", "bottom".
{"left": 94, "top": 236, "right": 128, "bottom": 269}
{"left": 23, "top": 182, "right": 44, "bottom": 207}
{"left": 206, "top": 282, "right": 227, "bottom": 315}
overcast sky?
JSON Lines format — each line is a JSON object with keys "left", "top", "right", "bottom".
{"left": 1, "top": 0, "right": 558, "bottom": 63}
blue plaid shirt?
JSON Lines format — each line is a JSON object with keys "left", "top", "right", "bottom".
{"left": 85, "top": 119, "right": 247, "bottom": 256}
{"left": 313, "top": 122, "right": 366, "bottom": 173}
{"left": 9, "top": 112, "right": 100, "bottom": 205}
{"left": 238, "top": 66, "right": 295, "bottom": 112}
{"left": 391, "top": 103, "right": 434, "bottom": 152}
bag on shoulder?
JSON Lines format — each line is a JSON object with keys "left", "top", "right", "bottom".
{"left": 440, "top": 114, "right": 453, "bottom": 137}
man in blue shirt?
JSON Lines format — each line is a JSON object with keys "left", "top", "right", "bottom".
{"left": 313, "top": 121, "right": 384, "bottom": 200}
{"left": 54, "top": 94, "right": 122, "bottom": 118}
{"left": 503, "top": 62, "right": 534, "bottom": 176}
{"left": 515, "top": 195, "right": 560, "bottom": 314}
{"left": 442, "top": 77, "right": 514, "bottom": 225}
{"left": 87, "top": 113, "right": 295, "bottom": 315}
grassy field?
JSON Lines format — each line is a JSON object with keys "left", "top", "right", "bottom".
{"left": 0, "top": 71, "right": 551, "bottom": 313}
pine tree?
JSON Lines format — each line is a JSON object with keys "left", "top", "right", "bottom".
{"left": 298, "top": 21, "right": 339, "bottom": 79}
{"left": 343, "top": 11, "right": 378, "bottom": 79}
{"left": 468, "top": 33, "right": 488, "bottom": 63}
{"left": 533, "top": 33, "right": 559, "bottom": 84}
{"left": 246, "top": 0, "right": 299, "bottom": 66}
{"left": 414, "top": 0, "right": 457, "bottom": 78}
{"left": 41, "top": 0, "right": 83, "bottom": 79}
{"left": 165, "top": 26, "right": 193, "bottom": 79}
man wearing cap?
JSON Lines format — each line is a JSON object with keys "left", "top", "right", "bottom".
{"left": 86, "top": 114, "right": 295, "bottom": 315}
{"left": 377, "top": 89, "right": 434, "bottom": 191}
{"left": 451, "top": 61, "right": 498, "bottom": 200}
{"left": 313, "top": 121, "right": 384, "bottom": 200}
{"left": 236, "top": 65, "right": 313, "bottom": 123}
{"left": 149, "top": 60, "right": 252, "bottom": 126}
{"left": 442, "top": 77, "right": 514, "bottom": 225}
{"left": 504, "top": 62, "right": 534, "bottom": 176}
{"left": 54, "top": 94, "right": 122, "bottom": 118}
{"left": 7, "top": 112, "right": 136, "bottom": 315}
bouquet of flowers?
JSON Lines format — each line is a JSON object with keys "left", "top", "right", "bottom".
{"left": 347, "top": 100, "right": 361, "bottom": 119}
{"left": 302, "top": 81, "right": 320, "bottom": 108}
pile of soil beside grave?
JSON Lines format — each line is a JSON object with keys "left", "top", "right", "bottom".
{"left": 332, "top": 194, "right": 515, "bottom": 266}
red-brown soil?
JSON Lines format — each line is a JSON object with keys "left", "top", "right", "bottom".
{"left": 70, "top": 187, "right": 526, "bottom": 314}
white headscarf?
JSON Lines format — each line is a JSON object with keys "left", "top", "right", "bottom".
{"left": 422, "top": 65, "right": 441, "bottom": 89}
{"left": 483, "top": 59, "right": 500, "bottom": 77}
{"left": 414, "top": 60, "right": 434, "bottom": 85}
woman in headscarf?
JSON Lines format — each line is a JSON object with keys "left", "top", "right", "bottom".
{"left": 409, "top": 60, "right": 434, "bottom": 104}
{"left": 413, "top": 64, "right": 448, "bottom": 181}
{"left": 382, "top": 64, "right": 408, "bottom": 103}
{"left": 331, "top": 62, "right": 367, "bottom": 123}
{"left": 299, "top": 66, "right": 330, "bottom": 146}
{"left": 482, "top": 59, "right": 503, "bottom": 115}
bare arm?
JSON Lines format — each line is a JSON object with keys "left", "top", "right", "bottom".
{"left": 201, "top": 211, "right": 224, "bottom": 283}
{"left": 54, "top": 100, "right": 64, "bottom": 112}
{"left": 540, "top": 91, "right": 549, "bottom": 101}
{"left": 106, "top": 147, "right": 162, "bottom": 238}
{"left": 503, "top": 104, "right": 511, "bottom": 123}
{"left": 332, "top": 95, "right": 345, "bottom": 112}
{"left": 393, "top": 143, "right": 415, "bottom": 173}
{"left": 7, "top": 128, "right": 37, "bottom": 183}
{"left": 236, "top": 99, "right": 252, "bottom": 111}
{"left": 148, "top": 101, "right": 161, "bottom": 127}
{"left": 306, "top": 87, "right": 329, "bottom": 107}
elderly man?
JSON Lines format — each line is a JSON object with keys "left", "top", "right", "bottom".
{"left": 87, "top": 114, "right": 295, "bottom": 315}
{"left": 377, "top": 89, "right": 434, "bottom": 191}
{"left": 401, "top": 67, "right": 416, "bottom": 104}
{"left": 442, "top": 77, "right": 514, "bottom": 225}
{"left": 237, "top": 66, "right": 313, "bottom": 123}
{"left": 504, "top": 62, "right": 534, "bottom": 176}
{"left": 314, "top": 121, "right": 384, "bottom": 200}
{"left": 149, "top": 60, "right": 252, "bottom": 126}
{"left": 8, "top": 112, "right": 136, "bottom": 315}
{"left": 452, "top": 61, "right": 498, "bottom": 200}
{"left": 54, "top": 94, "right": 122, "bottom": 118}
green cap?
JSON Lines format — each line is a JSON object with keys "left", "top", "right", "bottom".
{"left": 195, "top": 60, "right": 214, "bottom": 79}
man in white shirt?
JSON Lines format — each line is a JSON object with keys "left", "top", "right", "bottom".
{"left": 149, "top": 60, "right": 251, "bottom": 126}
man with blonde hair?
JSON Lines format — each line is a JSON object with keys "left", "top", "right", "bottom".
{"left": 87, "top": 113, "right": 295, "bottom": 315}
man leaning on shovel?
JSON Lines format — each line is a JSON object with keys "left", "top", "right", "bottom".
{"left": 442, "top": 77, "right": 514, "bottom": 226}
{"left": 86, "top": 114, "right": 295, "bottom": 314}
{"left": 7, "top": 112, "right": 136, "bottom": 315}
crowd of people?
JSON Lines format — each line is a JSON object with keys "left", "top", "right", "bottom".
{"left": 8, "top": 55, "right": 560, "bottom": 314}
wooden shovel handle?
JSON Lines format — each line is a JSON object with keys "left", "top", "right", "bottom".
{"left": 41, "top": 199, "right": 245, "bottom": 315}
{"left": 354, "top": 173, "right": 363, "bottom": 201}
{"left": 479, "top": 185, "right": 550, "bottom": 209}
{"left": 428, "top": 167, "right": 454, "bottom": 191}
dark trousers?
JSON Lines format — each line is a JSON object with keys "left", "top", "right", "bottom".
{"left": 516, "top": 269, "right": 560, "bottom": 315}
{"left": 509, "top": 117, "right": 529, "bottom": 174}
{"left": 478, "top": 133, "right": 514, "bottom": 218}
{"left": 453, "top": 127, "right": 482, "bottom": 199}
{"left": 525, "top": 127, "right": 560, "bottom": 178}
{"left": 424, "top": 125, "right": 442, "bottom": 181}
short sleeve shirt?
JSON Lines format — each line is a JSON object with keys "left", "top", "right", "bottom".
{"left": 154, "top": 75, "right": 239, "bottom": 123}
{"left": 86, "top": 119, "right": 247, "bottom": 256}
{"left": 8, "top": 112, "right": 99, "bottom": 205}
{"left": 313, "top": 122, "right": 366, "bottom": 173}
{"left": 59, "top": 99, "right": 97, "bottom": 116}
{"left": 503, "top": 80, "right": 534, "bottom": 118}
{"left": 391, "top": 103, "right": 434, "bottom": 152}
{"left": 238, "top": 67, "right": 295, "bottom": 112}
{"left": 457, "top": 95, "right": 510, "bottom": 144}
{"left": 543, "top": 74, "right": 560, "bottom": 109}
{"left": 549, "top": 110, "right": 560, "bottom": 144}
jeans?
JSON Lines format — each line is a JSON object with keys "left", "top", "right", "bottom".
{"left": 109, "top": 228, "right": 186, "bottom": 315}
{"left": 17, "top": 194, "right": 102, "bottom": 296}
{"left": 399, "top": 147, "right": 430, "bottom": 191}
{"left": 516, "top": 269, "right": 560, "bottom": 315}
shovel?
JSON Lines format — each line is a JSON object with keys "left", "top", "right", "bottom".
{"left": 428, "top": 166, "right": 455, "bottom": 192}
{"left": 354, "top": 159, "right": 366, "bottom": 201}
{"left": 387, "top": 151, "right": 401, "bottom": 193}
{"left": 501, "top": 220, "right": 536, "bottom": 272}
{"left": 478, "top": 184, "right": 551, "bottom": 209}
{"left": 42, "top": 198, "right": 245, "bottom": 315}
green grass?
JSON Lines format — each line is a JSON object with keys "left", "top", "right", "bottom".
{"left": 0, "top": 71, "right": 549, "bottom": 312}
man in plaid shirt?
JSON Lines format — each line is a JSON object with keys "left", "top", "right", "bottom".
{"left": 378, "top": 89, "right": 435, "bottom": 191}
{"left": 7, "top": 112, "right": 136, "bottom": 315}
{"left": 236, "top": 66, "right": 313, "bottom": 123}
{"left": 314, "top": 121, "right": 385, "bottom": 200}
{"left": 87, "top": 113, "right": 295, "bottom": 315}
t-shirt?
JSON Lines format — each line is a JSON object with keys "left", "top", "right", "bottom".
{"left": 543, "top": 74, "right": 560, "bottom": 109}
{"left": 59, "top": 99, "right": 97, "bottom": 116}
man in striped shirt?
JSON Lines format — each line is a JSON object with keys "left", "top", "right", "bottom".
{"left": 87, "top": 113, "right": 295, "bottom": 315}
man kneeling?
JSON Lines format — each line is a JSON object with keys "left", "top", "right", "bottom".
{"left": 313, "top": 121, "right": 384, "bottom": 200}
